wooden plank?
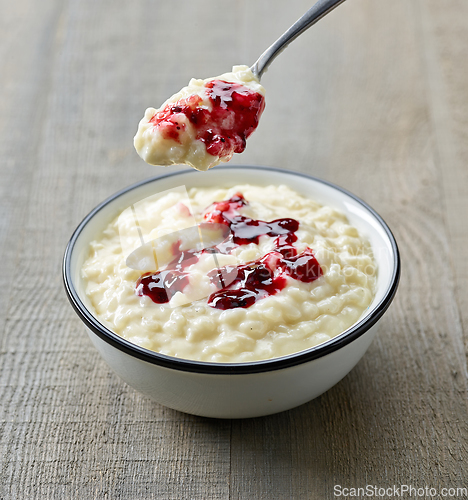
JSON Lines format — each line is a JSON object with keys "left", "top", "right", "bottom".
{"left": 0, "top": 0, "right": 64, "bottom": 336}
{"left": 417, "top": 0, "right": 468, "bottom": 358}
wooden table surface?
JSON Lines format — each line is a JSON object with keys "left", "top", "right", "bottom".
{"left": 1, "top": 0, "right": 467, "bottom": 498}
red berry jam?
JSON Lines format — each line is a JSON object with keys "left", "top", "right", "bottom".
{"left": 149, "top": 80, "right": 265, "bottom": 160}
{"left": 136, "top": 270, "right": 190, "bottom": 304}
{"left": 203, "top": 193, "right": 299, "bottom": 256}
{"left": 207, "top": 256, "right": 288, "bottom": 310}
{"left": 136, "top": 193, "right": 323, "bottom": 309}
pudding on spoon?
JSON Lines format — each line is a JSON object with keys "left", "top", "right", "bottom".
{"left": 134, "top": 65, "right": 265, "bottom": 171}
{"left": 134, "top": 0, "right": 347, "bottom": 171}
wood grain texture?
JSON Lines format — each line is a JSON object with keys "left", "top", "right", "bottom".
{"left": 0, "top": 0, "right": 467, "bottom": 498}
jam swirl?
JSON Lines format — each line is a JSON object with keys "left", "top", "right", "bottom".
{"left": 136, "top": 193, "right": 322, "bottom": 309}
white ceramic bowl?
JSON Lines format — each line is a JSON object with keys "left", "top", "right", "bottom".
{"left": 63, "top": 166, "right": 400, "bottom": 418}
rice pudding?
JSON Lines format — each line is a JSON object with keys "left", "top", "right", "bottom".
{"left": 81, "top": 184, "right": 377, "bottom": 363}
{"left": 134, "top": 66, "right": 265, "bottom": 171}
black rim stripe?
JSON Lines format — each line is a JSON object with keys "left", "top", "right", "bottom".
{"left": 63, "top": 166, "right": 400, "bottom": 375}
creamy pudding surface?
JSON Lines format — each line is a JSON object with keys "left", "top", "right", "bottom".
{"left": 134, "top": 66, "right": 265, "bottom": 171}
{"left": 81, "top": 184, "right": 377, "bottom": 363}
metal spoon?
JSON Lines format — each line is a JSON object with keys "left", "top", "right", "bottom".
{"left": 250, "top": 0, "right": 347, "bottom": 80}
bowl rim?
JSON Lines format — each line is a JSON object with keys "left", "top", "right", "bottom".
{"left": 63, "top": 165, "right": 400, "bottom": 375}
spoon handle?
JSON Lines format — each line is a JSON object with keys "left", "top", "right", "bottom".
{"left": 250, "top": 0, "right": 348, "bottom": 80}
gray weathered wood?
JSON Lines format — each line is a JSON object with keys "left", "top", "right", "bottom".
{"left": 1, "top": 0, "right": 467, "bottom": 498}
